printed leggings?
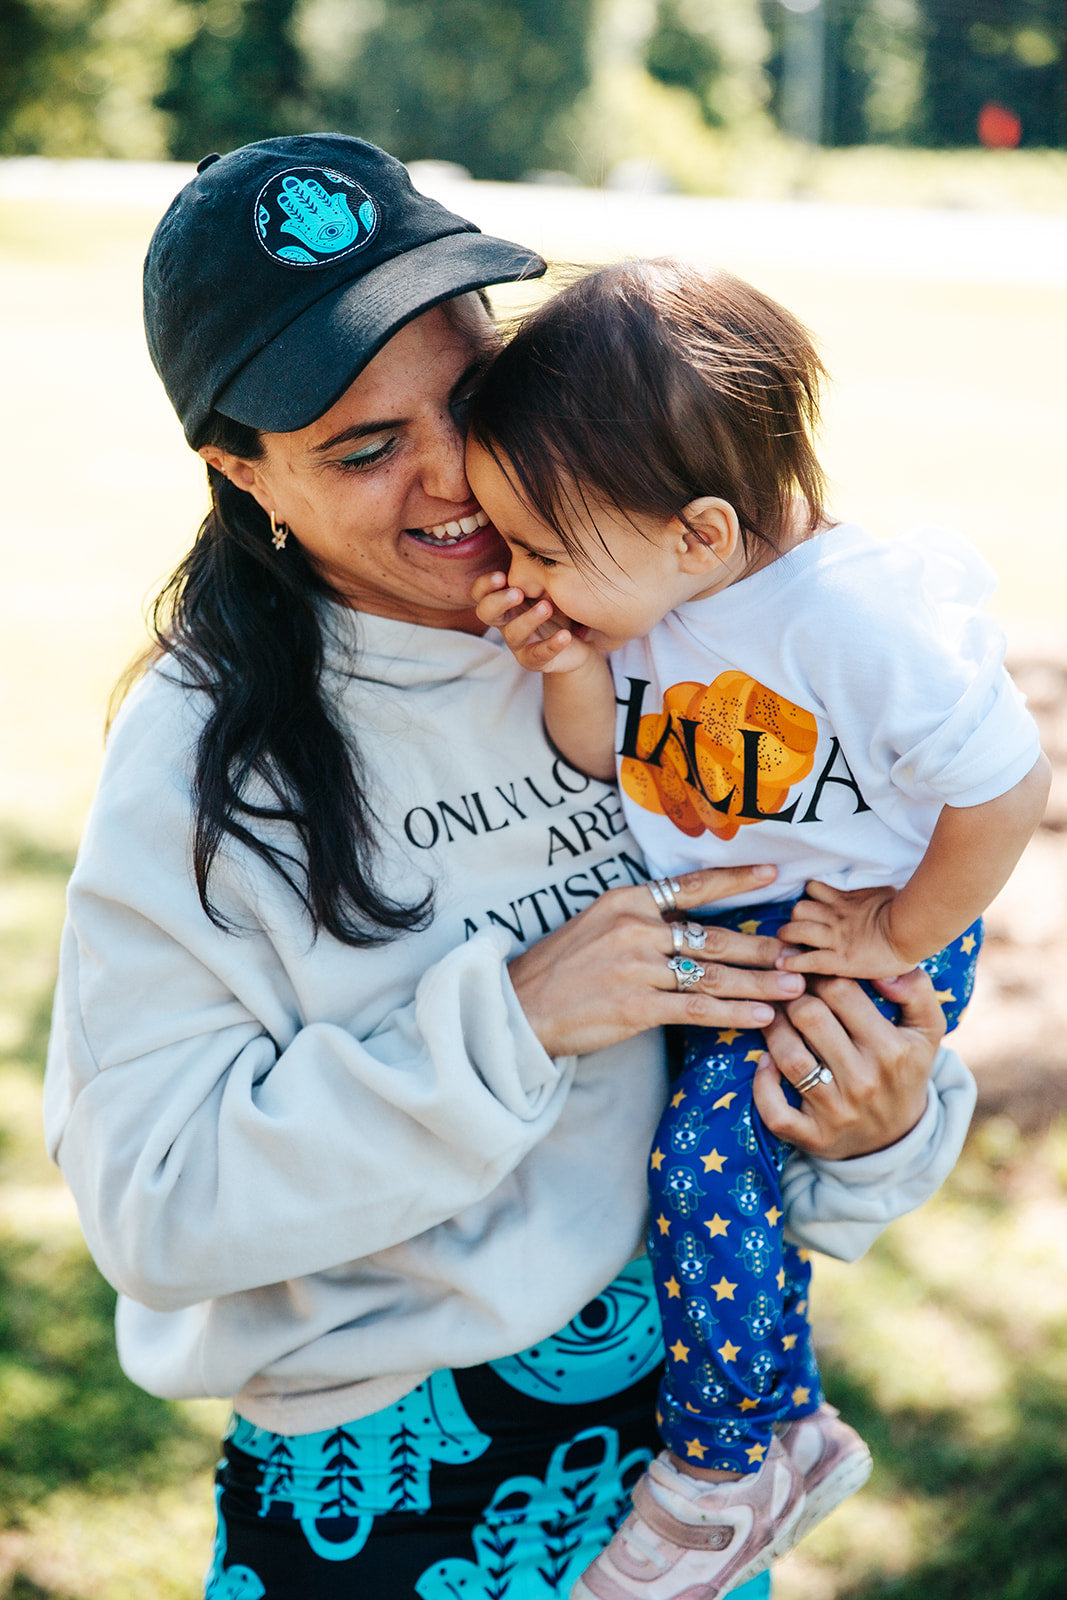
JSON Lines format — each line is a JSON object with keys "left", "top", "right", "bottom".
{"left": 207, "top": 1256, "right": 772, "bottom": 1599}
{"left": 648, "top": 898, "right": 982, "bottom": 1473}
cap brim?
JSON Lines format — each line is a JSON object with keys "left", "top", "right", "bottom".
{"left": 215, "top": 231, "right": 546, "bottom": 434}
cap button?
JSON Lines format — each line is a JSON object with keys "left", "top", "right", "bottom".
{"left": 196, "top": 152, "right": 222, "bottom": 173}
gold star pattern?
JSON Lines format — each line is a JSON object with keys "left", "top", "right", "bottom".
{"left": 782, "top": 1333, "right": 798, "bottom": 1351}
{"left": 705, "top": 1215, "right": 730, "bottom": 1238}
{"left": 745, "top": 1443, "right": 766, "bottom": 1464}
{"left": 670, "top": 1339, "right": 690, "bottom": 1363}
{"left": 776, "top": 1268, "right": 786, "bottom": 1291}
{"left": 685, "top": 1438, "right": 708, "bottom": 1460}
{"left": 650, "top": 1148, "right": 665, "bottom": 1171}
{"left": 717, "top": 1340, "right": 740, "bottom": 1364}
{"left": 739, "top": 1397, "right": 760, "bottom": 1412}
{"left": 797, "top": 1250, "right": 812, "bottom": 1263}
{"left": 701, "top": 1149, "right": 727, "bottom": 1173}
{"left": 796, "top": 1299, "right": 808, "bottom": 1317}
{"left": 657, "top": 1214, "right": 671, "bottom": 1236}
{"left": 765, "top": 1206, "right": 782, "bottom": 1228}
{"left": 670, "top": 1089, "right": 686, "bottom": 1108}
{"left": 716, "top": 1029, "right": 741, "bottom": 1046}
{"left": 934, "top": 987, "right": 956, "bottom": 1007}
{"left": 665, "top": 1276, "right": 682, "bottom": 1299}
{"left": 685, "top": 1402, "right": 700, "bottom": 1413}
{"left": 711, "top": 1277, "right": 737, "bottom": 1300}
{"left": 738, "top": 919, "right": 762, "bottom": 935}
{"left": 792, "top": 1386, "right": 811, "bottom": 1407}
{"left": 744, "top": 1049, "right": 763, "bottom": 1064}
{"left": 713, "top": 1092, "right": 737, "bottom": 1111}
{"left": 961, "top": 933, "right": 976, "bottom": 954}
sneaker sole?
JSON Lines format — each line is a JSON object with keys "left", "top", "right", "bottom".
{"left": 791, "top": 1445, "right": 873, "bottom": 1546}
{"left": 569, "top": 1490, "right": 807, "bottom": 1600}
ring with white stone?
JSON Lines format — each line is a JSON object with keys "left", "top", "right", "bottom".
{"left": 668, "top": 955, "right": 705, "bottom": 991}
{"left": 671, "top": 923, "right": 685, "bottom": 953}
{"left": 648, "top": 877, "right": 681, "bottom": 915}
{"left": 683, "top": 922, "right": 708, "bottom": 949}
{"left": 795, "top": 1062, "right": 835, "bottom": 1093}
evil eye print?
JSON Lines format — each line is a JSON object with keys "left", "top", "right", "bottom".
{"left": 686, "top": 1052, "right": 736, "bottom": 1094}
{"left": 676, "top": 1230, "right": 708, "bottom": 1285}
{"left": 665, "top": 1166, "right": 704, "bottom": 1218}
{"left": 738, "top": 1226, "right": 772, "bottom": 1277}
{"left": 489, "top": 1258, "right": 663, "bottom": 1404}
{"left": 742, "top": 1292, "right": 777, "bottom": 1342}
{"left": 670, "top": 1106, "right": 705, "bottom": 1153}
{"left": 731, "top": 1168, "right": 765, "bottom": 1217}
{"left": 683, "top": 1297, "right": 718, "bottom": 1342}
{"left": 732, "top": 1105, "right": 760, "bottom": 1156}
{"left": 695, "top": 1361, "right": 727, "bottom": 1407}
{"left": 747, "top": 1349, "right": 777, "bottom": 1394}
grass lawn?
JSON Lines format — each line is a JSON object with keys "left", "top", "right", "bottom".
{"left": 2, "top": 175, "right": 1065, "bottom": 1597}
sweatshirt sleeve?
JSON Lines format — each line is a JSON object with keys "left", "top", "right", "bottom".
{"left": 43, "top": 685, "right": 573, "bottom": 1315}
{"left": 779, "top": 1044, "right": 977, "bottom": 1261}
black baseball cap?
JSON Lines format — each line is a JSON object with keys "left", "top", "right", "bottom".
{"left": 143, "top": 133, "right": 547, "bottom": 445}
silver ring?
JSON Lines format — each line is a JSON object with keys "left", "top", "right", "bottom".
{"left": 683, "top": 922, "right": 708, "bottom": 949}
{"left": 795, "top": 1062, "right": 835, "bottom": 1094}
{"left": 668, "top": 955, "right": 705, "bottom": 991}
{"left": 671, "top": 923, "right": 684, "bottom": 953}
{"left": 647, "top": 877, "right": 681, "bottom": 914}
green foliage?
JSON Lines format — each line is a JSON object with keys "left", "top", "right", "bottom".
{"left": 643, "top": 0, "right": 771, "bottom": 133}
{"left": 158, "top": 0, "right": 304, "bottom": 160}
{"left": 296, "top": 0, "right": 595, "bottom": 180}
{"left": 0, "top": 0, "right": 195, "bottom": 157}
{"left": 918, "top": 0, "right": 1067, "bottom": 148}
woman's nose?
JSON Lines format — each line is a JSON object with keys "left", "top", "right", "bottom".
{"left": 420, "top": 413, "right": 471, "bottom": 504}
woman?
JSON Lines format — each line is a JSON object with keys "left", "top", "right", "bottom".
{"left": 44, "top": 135, "right": 975, "bottom": 1600}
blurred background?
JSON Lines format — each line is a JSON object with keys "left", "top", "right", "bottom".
{"left": 1, "top": 1, "right": 1066, "bottom": 1595}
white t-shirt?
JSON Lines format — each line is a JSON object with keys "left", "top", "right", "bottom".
{"left": 610, "top": 524, "right": 1041, "bottom": 909}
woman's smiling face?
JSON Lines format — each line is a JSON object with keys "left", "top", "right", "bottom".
{"left": 203, "top": 297, "right": 508, "bottom": 632}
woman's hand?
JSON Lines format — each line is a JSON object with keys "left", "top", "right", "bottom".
{"left": 508, "top": 865, "right": 806, "bottom": 1058}
{"left": 753, "top": 969, "right": 946, "bottom": 1161}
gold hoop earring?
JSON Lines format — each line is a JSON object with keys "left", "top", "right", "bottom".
{"left": 269, "top": 510, "right": 289, "bottom": 552}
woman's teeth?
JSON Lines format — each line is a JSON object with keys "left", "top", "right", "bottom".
{"left": 412, "top": 510, "right": 489, "bottom": 544}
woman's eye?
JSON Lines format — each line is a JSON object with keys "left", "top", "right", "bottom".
{"left": 530, "top": 551, "right": 558, "bottom": 569}
{"left": 335, "top": 436, "right": 396, "bottom": 471}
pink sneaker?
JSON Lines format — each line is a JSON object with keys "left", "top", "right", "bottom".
{"left": 776, "top": 1404, "right": 872, "bottom": 1542}
{"left": 570, "top": 1437, "right": 805, "bottom": 1600}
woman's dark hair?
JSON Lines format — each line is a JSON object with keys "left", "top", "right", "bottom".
{"left": 145, "top": 411, "right": 431, "bottom": 946}
{"left": 468, "top": 259, "right": 829, "bottom": 568}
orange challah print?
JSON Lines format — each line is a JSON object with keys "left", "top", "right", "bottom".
{"left": 620, "top": 672, "right": 819, "bottom": 842}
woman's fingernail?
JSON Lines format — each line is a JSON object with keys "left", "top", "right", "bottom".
{"left": 753, "top": 865, "right": 776, "bottom": 880}
{"left": 780, "top": 974, "right": 805, "bottom": 993}
{"left": 752, "top": 1005, "right": 775, "bottom": 1024}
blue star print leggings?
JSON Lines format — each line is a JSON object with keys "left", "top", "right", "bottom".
{"left": 207, "top": 1257, "right": 771, "bottom": 1599}
{"left": 649, "top": 897, "right": 982, "bottom": 1473}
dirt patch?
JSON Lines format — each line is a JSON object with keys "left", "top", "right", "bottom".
{"left": 951, "top": 649, "right": 1067, "bottom": 1132}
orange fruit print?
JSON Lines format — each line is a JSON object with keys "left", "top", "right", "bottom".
{"left": 620, "top": 671, "right": 819, "bottom": 841}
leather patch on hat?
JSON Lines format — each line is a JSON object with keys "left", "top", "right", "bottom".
{"left": 254, "top": 166, "right": 379, "bottom": 267}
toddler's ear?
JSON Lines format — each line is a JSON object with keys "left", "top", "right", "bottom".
{"left": 676, "top": 497, "right": 741, "bottom": 571}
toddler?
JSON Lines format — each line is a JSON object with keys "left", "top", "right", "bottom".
{"left": 466, "top": 261, "right": 1049, "bottom": 1600}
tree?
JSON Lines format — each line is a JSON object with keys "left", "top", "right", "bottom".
{"left": 157, "top": 0, "right": 304, "bottom": 160}
{"left": 918, "top": 0, "right": 1066, "bottom": 148}
{"left": 296, "top": 0, "right": 595, "bottom": 181}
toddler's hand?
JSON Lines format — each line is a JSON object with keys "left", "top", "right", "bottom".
{"left": 775, "top": 881, "right": 918, "bottom": 979}
{"left": 472, "top": 572, "right": 595, "bottom": 675}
